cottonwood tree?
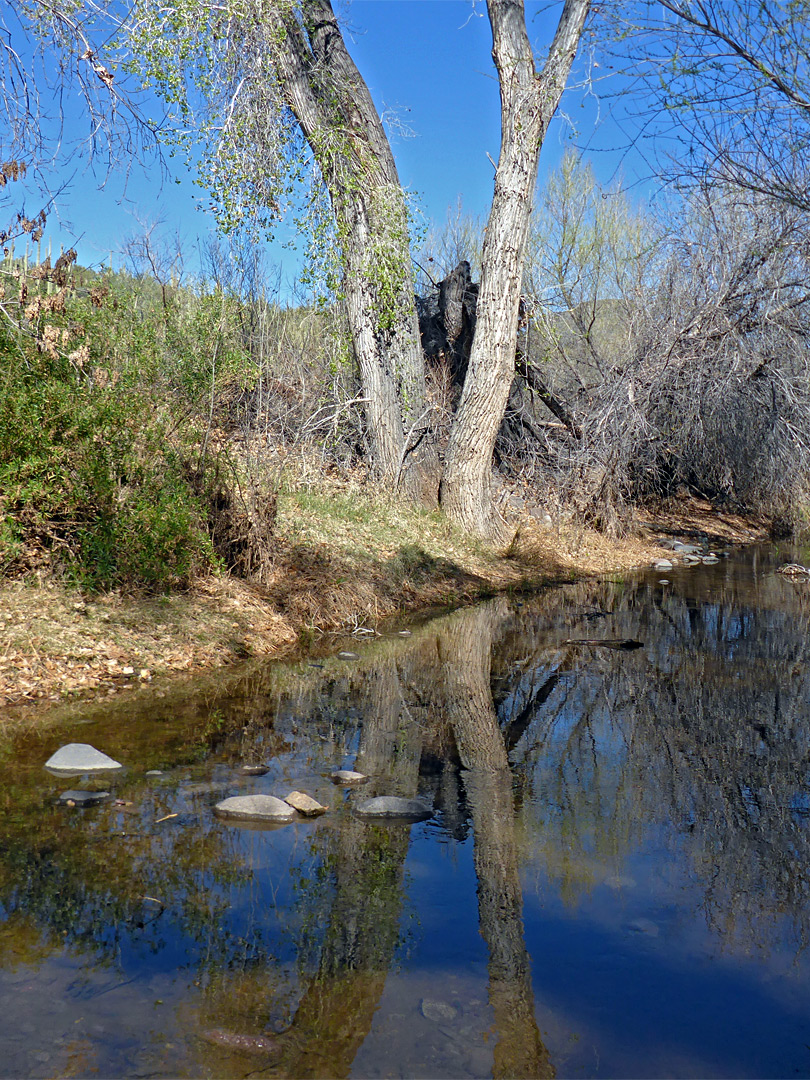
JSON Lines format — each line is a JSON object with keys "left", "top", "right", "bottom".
{"left": 122, "top": 0, "right": 591, "bottom": 537}
{"left": 124, "top": 0, "right": 438, "bottom": 504}
{"left": 8, "top": 0, "right": 590, "bottom": 539}
{"left": 441, "top": 0, "right": 591, "bottom": 542}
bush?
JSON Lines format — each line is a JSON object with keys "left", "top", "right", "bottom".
{"left": 0, "top": 317, "right": 218, "bottom": 592}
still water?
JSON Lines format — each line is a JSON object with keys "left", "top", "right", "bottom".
{"left": 2, "top": 543, "right": 810, "bottom": 1078}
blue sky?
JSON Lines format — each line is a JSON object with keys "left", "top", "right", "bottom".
{"left": 4, "top": 1, "right": 645, "bottom": 283}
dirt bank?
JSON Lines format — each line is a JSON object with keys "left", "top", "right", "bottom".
{"left": 0, "top": 494, "right": 769, "bottom": 716}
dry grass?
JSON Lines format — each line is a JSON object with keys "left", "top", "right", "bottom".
{"left": 0, "top": 476, "right": 770, "bottom": 717}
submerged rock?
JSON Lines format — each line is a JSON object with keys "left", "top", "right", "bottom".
{"left": 284, "top": 791, "right": 328, "bottom": 816}
{"left": 330, "top": 770, "right": 369, "bottom": 786}
{"left": 625, "top": 917, "right": 660, "bottom": 937}
{"left": 59, "top": 789, "right": 110, "bottom": 807}
{"left": 201, "top": 1029, "right": 279, "bottom": 1055}
{"left": 214, "top": 795, "right": 295, "bottom": 824}
{"left": 564, "top": 639, "right": 643, "bottom": 652}
{"left": 355, "top": 796, "right": 432, "bottom": 821}
{"left": 45, "top": 743, "right": 123, "bottom": 776}
{"left": 421, "top": 999, "right": 459, "bottom": 1023}
{"left": 604, "top": 874, "right": 637, "bottom": 890}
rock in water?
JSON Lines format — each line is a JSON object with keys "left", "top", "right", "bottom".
{"left": 214, "top": 795, "right": 295, "bottom": 824}
{"left": 355, "top": 796, "right": 432, "bottom": 821}
{"left": 58, "top": 789, "right": 110, "bottom": 806}
{"left": 284, "top": 791, "right": 327, "bottom": 816}
{"left": 45, "top": 743, "right": 123, "bottom": 776}
{"left": 201, "top": 1029, "right": 279, "bottom": 1055}
{"left": 330, "top": 770, "right": 369, "bottom": 786}
{"left": 241, "top": 764, "right": 269, "bottom": 776}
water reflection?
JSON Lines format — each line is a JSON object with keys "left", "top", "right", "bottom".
{"left": 1, "top": 545, "right": 810, "bottom": 1076}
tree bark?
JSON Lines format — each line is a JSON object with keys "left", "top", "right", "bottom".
{"left": 440, "top": 0, "right": 590, "bottom": 543}
{"left": 266, "top": 0, "right": 438, "bottom": 505}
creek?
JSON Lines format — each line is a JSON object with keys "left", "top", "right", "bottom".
{"left": 1, "top": 542, "right": 810, "bottom": 1078}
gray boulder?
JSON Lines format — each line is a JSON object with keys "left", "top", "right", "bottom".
{"left": 355, "top": 796, "right": 432, "bottom": 821}
{"left": 214, "top": 794, "right": 295, "bottom": 824}
{"left": 45, "top": 743, "right": 123, "bottom": 776}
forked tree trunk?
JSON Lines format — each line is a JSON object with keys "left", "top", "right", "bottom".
{"left": 441, "top": 0, "right": 590, "bottom": 543}
{"left": 267, "top": 0, "right": 438, "bottom": 505}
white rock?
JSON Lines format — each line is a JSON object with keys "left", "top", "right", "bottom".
{"left": 44, "top": 743, "right": 123, "bottom": 776}
{"left": 214, "top": 794, "right": 295, "bottom": 823}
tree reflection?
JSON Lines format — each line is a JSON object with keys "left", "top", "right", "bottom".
{"left": 489, "top": 554, "right": 810, "bottom": 952}
{"left": 430, "top": 600, "right": 553, "bottom": 1080}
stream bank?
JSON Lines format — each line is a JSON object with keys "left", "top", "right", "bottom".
{"left": 0, "top": 494, "right": 769, "bottom": 718}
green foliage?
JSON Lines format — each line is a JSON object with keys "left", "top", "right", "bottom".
{"left": 0, "top": 269, "right": 255, "bottom": 593}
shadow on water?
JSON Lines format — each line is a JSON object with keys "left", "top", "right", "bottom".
{"left": 1, "top": 543, "right": 810, "bottom": 1077}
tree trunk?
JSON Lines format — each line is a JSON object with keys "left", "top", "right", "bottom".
{"left": 441, "top": 0, "right": 590, "bottom": 543}
{"left": 266, "top": 0, "right": 438, "bottom": 505}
